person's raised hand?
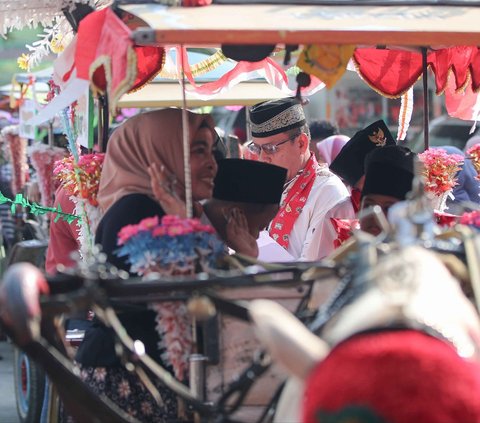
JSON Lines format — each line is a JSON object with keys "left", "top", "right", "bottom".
{"left": 225, "top": 207, "right": 258, "bottom": 258}
{"left": 148, "top": 162, "right": 203, "bottom": 218}
{"left": 148, "top": 162, "right": 187, "bottom": 218}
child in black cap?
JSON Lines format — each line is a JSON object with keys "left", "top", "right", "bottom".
{"left": 359, "top": 145, "right": 416, "bottom": 236}
{"left": 330, "top": 120, "right": 396, "bottom": 212}
{"left": 204, "top": 158, "right": 287, "bottom": 258}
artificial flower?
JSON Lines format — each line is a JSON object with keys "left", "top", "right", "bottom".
{"left": 17, "top": 54, "right": 30, "bottom": 70}
{"left": 459, "top": 210, "right": 480, "bottom": 229}
{"left": 115, "top": 214, "right": 225, "bottom": 381}
{"left": 28, "top": 144, "right": 67, "bottom": 207}
{"left": 45, "top": 79, "right": 60, "bottom": 103}
{"left": 418, "top": 148, "right": 464, "bottom": 195}
{"left": 116, "top": 214, "right": 224, "bottom": 275}
{"left": 330, "top": 218, "right": 359, "bottom": 248}
{"left": 53, "top": 153, "right": 105, "bottom": 207}
{"left": 1, "top": 125, "right": 28, "bottom": 195}
{"left": 466, "top": 144, "right": 480, "bottom": 180}
{"left": 435, "top": 211, "right": 458, "bottom": 227}
{"left": 49, "top": 34, "right": 65, "bottom": 54}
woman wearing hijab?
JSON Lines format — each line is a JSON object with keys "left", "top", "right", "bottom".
{"left": 316, "top": 134, "right": 350, "bottom": 166}
{"left": 75, "top": 108, "right": 218, "bottom": 422}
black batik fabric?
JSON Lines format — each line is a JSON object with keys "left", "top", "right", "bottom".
{"left": 79, "top": 366, "right": 178, "bottom": 422}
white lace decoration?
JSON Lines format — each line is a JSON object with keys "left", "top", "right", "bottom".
{"left": 251, "top": 104, "right": 305, "bottom": 135}
{"left": 1, "top": 0, "right": 110, "bottom": 68}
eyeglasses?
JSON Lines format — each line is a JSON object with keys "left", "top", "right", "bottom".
{"left": 247, "top": 133, "right": 300, "bottom": 155}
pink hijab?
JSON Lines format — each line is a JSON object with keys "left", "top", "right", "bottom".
{"left": 97, "top": 108, "right": 215, "bottom": 213}
{"left": 316, "top": 134, "right": 350, "bottom": 165}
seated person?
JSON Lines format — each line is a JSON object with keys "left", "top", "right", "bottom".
{"left": 330, "top": 120, "right": 396, "bottom": 212}
{"left": 150, "top": 158, "right": 287, "bottom": 259}
{"left": 359, "top": 145, "right": 416, "bottom": 236}
{"left": 316, "top": 134, "right": 349, "bottom": 166}
{"left": 45, "top": 185, "right": 79, "bottom": 274}
{"left": 203, "top": 158, "right": 287, "bottom": 258}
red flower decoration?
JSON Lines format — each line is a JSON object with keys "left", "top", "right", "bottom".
{"left": 331, "top": 218, "right": 359, "bottom": 248}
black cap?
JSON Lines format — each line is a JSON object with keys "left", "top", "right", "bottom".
{"left": 329, "top": 120, "right": 396, "bottom": 186}
{"left": 362, "top": 145, "right": 415, "bottom": 200}
{"left": 221, "top": 44, "right": 276, "bottom": 62}
{"left": 213, "top": 159, "right": 287, "bottom": 204}
{"left": 249, "top": 97, "right": 306, "bottom": 138}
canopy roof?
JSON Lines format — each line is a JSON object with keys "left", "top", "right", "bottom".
{"left": 121, "top": 2, "right": 480, "bottom": 46}
{"left": 117, "top": 80, "right": 286, "bottom": 107}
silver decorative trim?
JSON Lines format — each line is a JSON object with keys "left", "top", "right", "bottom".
{"left": 251, "top": 104, "right": 305, "bottom": 135}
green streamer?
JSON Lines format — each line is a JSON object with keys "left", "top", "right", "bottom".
{"left": 0, "top": 191, "right": 80, "bottom": 225}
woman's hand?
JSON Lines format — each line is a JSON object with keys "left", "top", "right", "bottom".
{"left": 225, "top": 208, "right": 259, "bottom": 258}
{"left": 148, "top": 163, "right": 203, "bottom": 218}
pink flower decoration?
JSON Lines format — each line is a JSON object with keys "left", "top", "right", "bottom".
{"left": 138, "top": 216, "right": 159, "bottom": 231}
{"left": 28, "top": 144, "right": 67, "bottom": 207}
{"left": 54, "top": 153, "right": 104, "bottom": 206}
{"left": 460, "top": 210, "right": 480, "bottom": 228}
{"left": 466, "top": 144, "right": 480, "bottom": 181}
{"left": 418, "top": 148, "right": 464, "bottom": 195}
{"left": 117, "top": 224, "right": 141, "bottom": 245}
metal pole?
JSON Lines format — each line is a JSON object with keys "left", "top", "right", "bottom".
{"left": 180, "top": 46, "right": 193, "bottom": 218}
{"left": 97, "top": 96, "right": 104, "bottom": 153}
{"left": 422, "top": 47, "right": 429, "bottom": 151}
{"left": 102, "top": 94, "right": 109, "bottom": 151}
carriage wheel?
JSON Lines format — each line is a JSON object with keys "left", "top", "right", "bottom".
{"left": 14, "top": 347, "right": 45, "bottom": 423}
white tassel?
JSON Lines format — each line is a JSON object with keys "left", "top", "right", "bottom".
{"left": 469, "top": 94, "right": 480, "bottom": 134}
{"left": 397, "top": 87, "right": 414, "bottom": 141}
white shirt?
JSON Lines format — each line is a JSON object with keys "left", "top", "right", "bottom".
{"left": 257, "top": 230, "right": 295, "bottom": 262}
{"left": 279, "top": 164, "right": 354, "bottom": 261}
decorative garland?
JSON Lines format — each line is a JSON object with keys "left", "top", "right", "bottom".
{"left": 418, "top": 148, "right": 464, "bottom": 212}
{"left": 0, "top": 191, "right": 79, "bottom": 224}
{"left": 116, "top": 215, "right": 225, "bottom": 381}
{"left": 460, "top": 210, "right": 480, "bottom": 228}
{"left": 1, "top": 125, "right": 28, "bottom": 195}
{"left": 5, "top": 0, "right": 109, "bottom": 69}
{"left": 53, "top": 153, "right": 104, "bottom": 207}
{"left": 158, "top": 49, "right": 228, "bottom": 80}
{"left": 45, "top": 76, "right": 100, "bottom": 258}
{"left": 466, "top": 144, "right": 480, "bottom": 180}
{"left": 418, "top": 148, "right": 464, "bottom": 195}
{"left": 54, "top": 153, "right": 105, "bottom": 255}
{"left": 28, "top": 143, "right": 67, "bottom": 207}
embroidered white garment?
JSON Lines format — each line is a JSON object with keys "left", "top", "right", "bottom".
{"left": 280, "top": 165, "right": 354, "bottom": 261}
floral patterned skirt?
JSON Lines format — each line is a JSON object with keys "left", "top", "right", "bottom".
{"left": 75, "top": 365, "right": 179, "bottom": 422}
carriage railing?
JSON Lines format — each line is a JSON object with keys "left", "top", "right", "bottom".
{"left": 0, "top": 253, "right": 340, "bottom": 423}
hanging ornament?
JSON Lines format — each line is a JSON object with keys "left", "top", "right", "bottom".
{"left": 297, "top": 44, "right": 355, "bottom": 89}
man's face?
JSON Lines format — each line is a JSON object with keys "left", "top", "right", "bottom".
{"left": 251, "top": 132, "right": 307, "bottom": 180}
{"left": 359, "top": 193, "right": 400, "bottom": 236}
